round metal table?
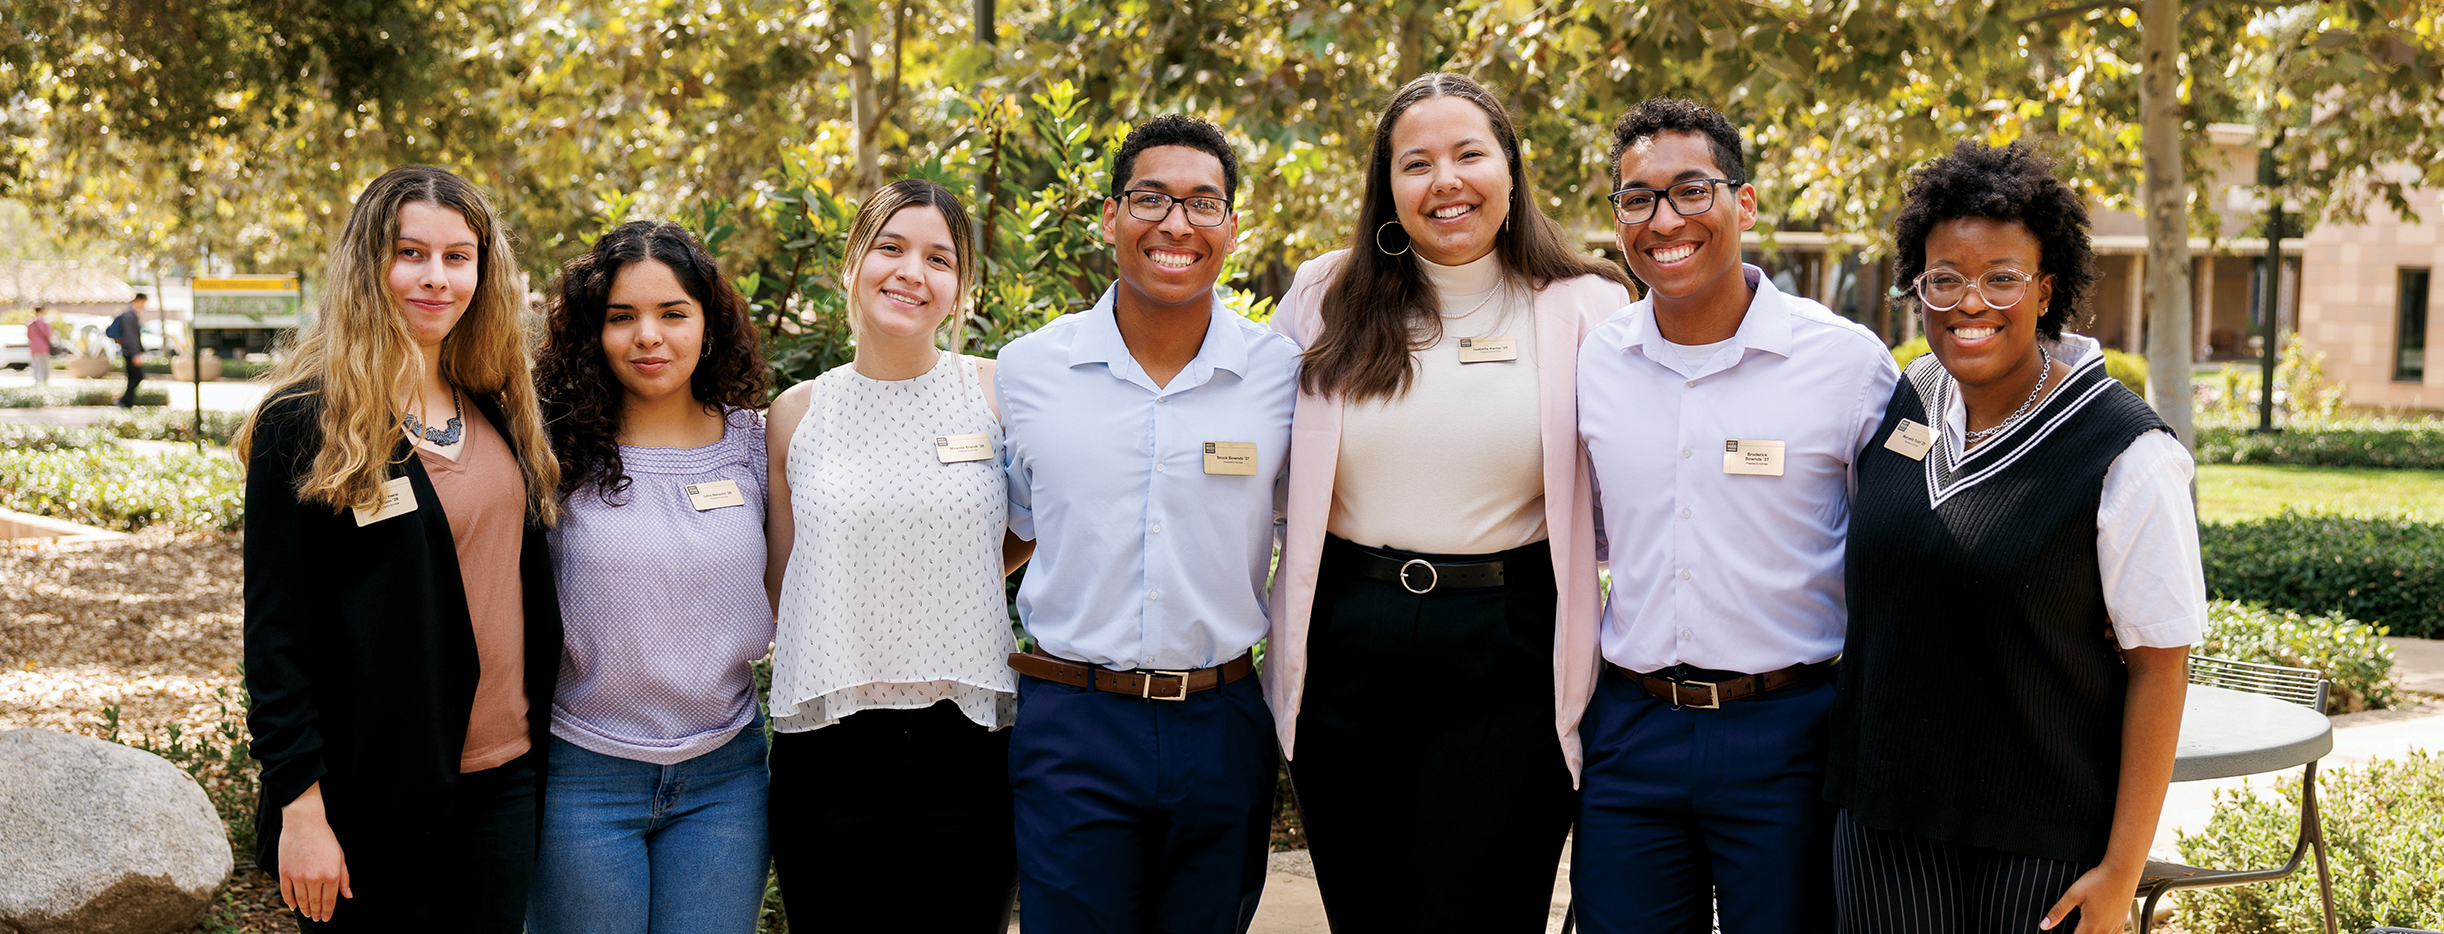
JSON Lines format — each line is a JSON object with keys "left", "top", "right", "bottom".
{"left": 2171, "top": 683, "right": 2333, "bottom": 782}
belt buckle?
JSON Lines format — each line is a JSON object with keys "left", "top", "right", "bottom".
{"left": 1141, "top": 670, "right": 1194, "bottom": 701}
{"left": 1678, "top": 679, "right": 1721, "bottom": 710}
{"left": 1398, "top": 558, "right": 1439, "bottom": 594}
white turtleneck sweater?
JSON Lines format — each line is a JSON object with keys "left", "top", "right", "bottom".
{"left": 1327, "top": 250, "right": 1547, "bottom": 556}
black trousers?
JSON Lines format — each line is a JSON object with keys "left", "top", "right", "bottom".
{"left": 1289, "top": 535, "right": 1578, "bottom": 934}
{"left": 1831, "top": 809, "right": 2094, "bottom": 934}
{"left": 769, "top": 700, "right": 1016, "bottom": 932}
{"left": 297, "top": 751, "right": 539, "bottom": 933}
{"left": 119, "top": 354, "right": 142, "bottom": 407}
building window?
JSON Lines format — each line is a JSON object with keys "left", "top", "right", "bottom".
{"left": 2402, "top": 268, "right": 2432, "bottom": 382}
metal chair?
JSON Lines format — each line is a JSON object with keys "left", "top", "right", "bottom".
{"left": 2135, "top": 654, "right": 2338, "bottom": 934}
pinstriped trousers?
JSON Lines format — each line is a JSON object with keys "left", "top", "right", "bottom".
{"left": 1830, "top": 809, "right": 2093, "bottom": 934}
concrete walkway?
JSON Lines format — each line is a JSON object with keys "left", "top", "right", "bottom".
{"left": 0, "top": 370, "right": 272, "bottom": 425}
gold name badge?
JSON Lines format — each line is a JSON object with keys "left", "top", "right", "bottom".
{"left": 1883, "top": 419, "right": 1934, "bottom": 462}
{"left": 686, "top": 479, "right": 747, "bottom": 511}
{"left": 352, "top": 476, "right": 419, "bottom": 527}
{"left": 1722, "top": 439, "right": 1787, "bottom": 477}
{"left": 934, "top": 432, "right": 993, "bottom": 464}
{"left": 1456, "top": 335, "right": 1518, "bottom": 364}
{"left": 1203, "top": 441, "right": 1259, "bottom": 476}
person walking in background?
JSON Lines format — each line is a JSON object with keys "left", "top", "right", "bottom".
{"left": 26, "top": 305, "right": 52, "bottom": 387}
{"left": 1570, "top": 98, "right": 1899, "bottom": 934}
{"left": 239, "top": 165, "right": 563, "bottom": 932}
{"left": 761, "top": 179, "right": 1030, "bottom": 932}
{"left": 1266, "top": 72, "right": 1633, "bottom": 933}
{"left": 1825, "top": 141, "right": 2197, "bottom": 934}
{"left": 996, "top": 115, "right": 1299, "bottom": 934}
{"left": 526, "top": 221, "right": 774, "bottom": 934}
{"left": 110, "top": 293, "right": 146, "bottom": 407}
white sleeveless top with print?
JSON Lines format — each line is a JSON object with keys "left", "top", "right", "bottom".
{"left": 771, "top": 352, "right": 1017, "bottom": 732}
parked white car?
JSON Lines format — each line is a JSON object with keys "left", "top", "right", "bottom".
{"left": 0, "top": 324, "right": 29, "bottom": 370}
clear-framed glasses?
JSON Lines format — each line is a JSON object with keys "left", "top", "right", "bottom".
{"left": 1117, "top": 189, "right": 1232, "bottom": 228}
{"left": 1912, "top": 267, "right": 2043, "bottom": 311}
{"left": 1608, "top": 178, "right": 1742, "bottom": 225}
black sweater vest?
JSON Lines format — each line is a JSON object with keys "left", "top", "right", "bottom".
{"left": 1825, "top": 351, "right": 2169, "bottom": 864}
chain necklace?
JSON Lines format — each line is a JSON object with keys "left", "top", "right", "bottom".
{"left": 404, "top": 386, "right": 465, "bottom": 446}
{"left": 1963, "top": 346, "right": 2052, "bottom": 445}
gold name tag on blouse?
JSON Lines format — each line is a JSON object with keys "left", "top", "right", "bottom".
{"left": 935, "top": 432, "right": 993, "bottom": 464}
{"left": 1884, "top": 419, "right": 1934, "bottom": 461}
{"left": 686, "top": 480, "right": 746, "bottom": 511}
{"left": 352, "top": 476, "right": 418, "bottom": 527}
{"left": 1456, "top": 335, "right": 1518, "bottom": 363}
{"left": 1204, "top": 441, "right": 1259, "bottom": 476}
{"left": 1722, "top": 439, "right": 1786, "bottom": 477}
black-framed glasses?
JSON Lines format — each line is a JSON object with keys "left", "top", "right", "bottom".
{"left": 1116, "top": 189, "right": 1232, "bottom": 227}
{"left": 1608, "top": 178, "right": 1742, "bottom": 225}
{"left": 1912, "top": 268, "right": 2044, "bottom": 311}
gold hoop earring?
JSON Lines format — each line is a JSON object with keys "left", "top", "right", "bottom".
{"left": 1376, "top": 221, "right": 1411, "bottom": 257}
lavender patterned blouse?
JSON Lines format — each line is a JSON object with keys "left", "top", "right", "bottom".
{"left": 546, "top": 409, "right": 775, "bottom": 765}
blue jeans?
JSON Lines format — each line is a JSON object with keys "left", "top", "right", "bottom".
{"left": 526, "top": 718, "right": 770, "bottom": 934}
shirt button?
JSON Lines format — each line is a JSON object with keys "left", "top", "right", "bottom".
{"left": 1685, "top": 380, "right": 1696, "bottom": 388}
{"left": 1681, "top": 629, "right": 1693, "bottom": 640}
{"left": 1155, "top": 463, "right": 1166, "bottom": 472}
{"left": 1679, "top": 569, "right": 1692, "bottom": 580}
{"left": 1150, "top": 523, "right": 1163, "bottom": 533}
{"left": 1148, "top": 589, "right": 1160, "bottom": 600}
{"left": 1681, "top": 448, "right": 1692, "bottom": 459}
{"left": 1679, "top": 508, "right": 1691, "bottom": 519}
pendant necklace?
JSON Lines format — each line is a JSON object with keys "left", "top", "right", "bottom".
{"left": 404, "top": 386, "right": 465, "bottom": 446}
{"left": 1964, "top": 346, "right": 2052, "bottom": 445}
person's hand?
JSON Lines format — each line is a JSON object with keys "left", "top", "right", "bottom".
{"left": 277, "top": 783, "right": 352, "bottom": 922}
{"left": 2040, "top": 858, "right": 2140, "bottom": 934}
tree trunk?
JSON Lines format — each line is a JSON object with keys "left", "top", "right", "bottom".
{"left": 848, "top": 15, "right": 881, "bottom": 195}
{"left": 2138, "top": 0, "right": 2196, "bottom": 448}
{"left": 1395, "top": 2, "right": 1432, "bottom": 83}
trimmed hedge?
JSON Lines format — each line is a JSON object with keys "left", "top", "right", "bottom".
{"left": 98, "top": 409, "right": 246, "bottom": 446}
{"left": 2202, "top": 512, "right": 2444, "bottom": 638}
{"left": 2176, "top": 751, "right": 2444, "bottom": 933}
{"left": 2196, "top": 421, "right": 2444, "bottom": 470}
{"left": 0, "top": 423, "right": 111, "bottom": 452}
{"left": 0, "top": 444, "right": 243, "bottom": 532}
{"left": 2197, "top": 601, "right": 2397, "bottom": 712}
{"left": 0, "top": 385, "right": 171, "bottom": 408}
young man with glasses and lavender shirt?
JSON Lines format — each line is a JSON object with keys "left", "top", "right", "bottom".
{"left": 1570, "top": 98, "right": 1899, "bottom": 933}
{"left": 995, "top": 114, "right": 1299, "bottom": 934}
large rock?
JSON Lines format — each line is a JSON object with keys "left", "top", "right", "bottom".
{"left": 0, "top": 729, "right": 232, "bottom": 934}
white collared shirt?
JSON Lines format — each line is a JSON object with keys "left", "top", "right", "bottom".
{"left": 1579, "top": 265, "right": 1900, "bottom": 674}
{"left": 998, "top": 286, "right": 1301, "bottom": 671}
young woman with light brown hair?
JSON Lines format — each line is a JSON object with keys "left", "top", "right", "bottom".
{"left": 239, "top": 164, "right": 562, "bottom": 932}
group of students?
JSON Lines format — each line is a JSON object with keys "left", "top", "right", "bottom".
{"left": 240, "top": 75, "right": 2206, "bottom": 934}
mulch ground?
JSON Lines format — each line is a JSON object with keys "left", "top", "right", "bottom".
{"left": 1, "top": 531, "right": 296, "bottom": 933}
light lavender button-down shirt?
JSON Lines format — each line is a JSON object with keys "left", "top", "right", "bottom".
{"left": 1579, "top": 265, "right": 1899, "bottom": 675}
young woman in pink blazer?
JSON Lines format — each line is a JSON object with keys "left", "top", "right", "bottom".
{"left": 1264, "top": 72, "right": 1635, "bottom": 933}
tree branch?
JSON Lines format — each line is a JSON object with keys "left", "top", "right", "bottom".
{"left": 2015, "top": 0, "right": 2136, "bottom": 26}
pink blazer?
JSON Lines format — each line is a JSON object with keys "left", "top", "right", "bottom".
{"left": 1263, "top": 250, "right": 1632, "bottom": 785}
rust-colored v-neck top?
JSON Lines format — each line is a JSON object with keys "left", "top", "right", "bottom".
{"left": 416, "top": 408, "right": 531, "bottom": 773}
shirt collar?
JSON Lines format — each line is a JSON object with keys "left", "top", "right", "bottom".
{"left": 1065, "top": 284, "right": 1252, "bottom": 388}
{"left": 1617, "top": 264, "right": 1798, "bottom": 374}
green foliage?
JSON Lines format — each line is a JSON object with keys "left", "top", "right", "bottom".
{"left": 0, "top": 445, "right": 244, "bottom": 532}
{"left": 0, "top": 385, "right": 171, "bottom": 408}
{"left": 98, "top": 408, "right": 247, "bottom": 447}
{"left": 2199, "top": 342, "right": 2348, "bottom": 426}
{"left": 2197, "top": 420, "right": 2444, "bottom": 470}
{"left": 2196, "top": 601, "right": 2396, "bottom": 713}
{"left": 2175, "top": 751, "right": 2444, "bottom": 934}
{"left": 99, "top": 682, "right": 259, "bottom": 856}
{"left": 1891, "top": 336, "right": 1931, "bottom": 369}
{"left": 0, "top": 423, "right": 110, "bottom": 451}
{"left": 2201, "top": 511, "right": 2444, "bottom": 638}
{"left": 2101, "top": 348, "right": 2146, "bottom": 397}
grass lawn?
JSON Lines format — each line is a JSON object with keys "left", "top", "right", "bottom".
{"left": 2195, "top": 463, "right": 2444, "bottom": 523}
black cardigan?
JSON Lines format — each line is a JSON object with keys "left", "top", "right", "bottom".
{"left": 243, "top": 387, "right": 561, "bottom": 877}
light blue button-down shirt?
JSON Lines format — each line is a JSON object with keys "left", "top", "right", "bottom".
{"left": 998, "top": 286, "right": 1300, "bottom": 671}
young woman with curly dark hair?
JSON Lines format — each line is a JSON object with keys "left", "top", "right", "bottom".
{"left": 527, "top": 220, "right": 773, "bottom": 934}
{"left": 1824, "top": 141, "right": 2202, "bottom": 934}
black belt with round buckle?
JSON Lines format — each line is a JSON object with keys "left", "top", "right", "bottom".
{"left": 1349, "top": 547, "right": 1506, "bottom": 594}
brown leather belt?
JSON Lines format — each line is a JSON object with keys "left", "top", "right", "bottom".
{"left": 1615, "top": 661, "right": 1832, "bottom": 709}
{"left": 1348, "top": 546, "right": 1506, "bottom": 594}
{"left": 1008, "top": 651, "right": 1255, "bottom": 701}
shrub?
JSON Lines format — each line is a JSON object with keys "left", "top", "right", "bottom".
{"left": 97, "top": 408, "right": 246, "bottom": 446}
{"left": 2201, "top": 511, "right": 2444, "bottom": 638}
{"left": 1886, "top": 337, "right": 2145, "bottom": 396}
{"left": 2175, "top": 751, "right": 2444, "bottom": 934}
{"left": 2196, "top": 601, "right": 2397, "bottom": 712}
{"left": 0, "top": 444, "right": 244, "bottom": 532}
{"left": 2196, "top": 421, "right": 2444, "bottom": 470}
{"left": 0, "top": 423, "right": 111, "bottom": 451}
{"left": 0, "top": 385, "right": 171, "bottom": 408}
{"left": 100, "top": 685, "right": 258, "bottom": 856}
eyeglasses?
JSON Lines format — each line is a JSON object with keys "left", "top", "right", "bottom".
{"left": 1116, "top": 189, "right": 1232, "bottom": 228}
{"left": 1911, "top": 268, "right": 2044, "bottom": 311}
{"left": 1608, "top": 178, "right": 1742, "bottom": 226}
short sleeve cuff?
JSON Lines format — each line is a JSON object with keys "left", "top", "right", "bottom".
{"left": 2114, "top": 610, "right": 2205, "bottom": 651}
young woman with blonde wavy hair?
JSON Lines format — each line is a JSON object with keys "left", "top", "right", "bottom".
{"left": 239, "top": 164, "right": 563, "bottom": 933}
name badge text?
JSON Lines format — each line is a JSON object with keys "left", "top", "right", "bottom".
{"left": 1884, "top": 419, "right": 1934, "bottom": 461}
{"left": 935, "top": 432, "right": 994, "bottom": 464}
{"left": 1722, "top": 439, "right": 1787, "bottom": 477}
{"left": 353, "top": 476, "right": 419, "bottom": 527}
{"left": 1456, "top": 335, "right": 1518, "bottom": 364}
{"left": 686, "top": 480, "right": 746, "bottom": 511}
{"left": 1204, "top": 441, "right": 1259, "bottom": 476}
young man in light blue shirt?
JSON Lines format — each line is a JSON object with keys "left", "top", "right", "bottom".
{"left": 997, "top": 114, "right": 1300, "bottom": 934}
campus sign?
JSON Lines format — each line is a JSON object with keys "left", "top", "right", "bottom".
{"left": 191, "top": 275, "right": 305, "bottom": 329}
